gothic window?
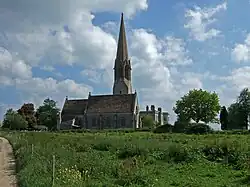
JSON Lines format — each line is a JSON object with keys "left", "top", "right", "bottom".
{"left": 113, "top": 114, "right": 118, "bottom": 128}
{"left": 99, "top": 115, "right": 103, "bottom": 129}
{"left": 106, "top": 117, "right": 111, "bottom": 128}
{"left": 120, "top": 117, "right": 126, "bottom": 127}
{"left": 92, "top": 117, "right": 96, "bottom": 127}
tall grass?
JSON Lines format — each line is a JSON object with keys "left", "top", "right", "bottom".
{"left": 1, "top": 131, "right": 249, "bottom": 187}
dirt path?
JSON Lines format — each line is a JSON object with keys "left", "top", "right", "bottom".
{"left": 0, "top": 137, "right": 18, "bottom": 187}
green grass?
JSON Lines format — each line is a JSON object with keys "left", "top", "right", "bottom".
{"left": 1, "top": 131, "right": 250, "bottom": 187}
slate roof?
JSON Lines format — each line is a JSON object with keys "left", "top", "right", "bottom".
{"left": 62, "top": 99, "right": 88, "bottom": 115}
{"left": 87, "top": 94, "right": 136, "bottom": 113}
{"left": 61, "top": 94, "right": 136, "bottom": 121}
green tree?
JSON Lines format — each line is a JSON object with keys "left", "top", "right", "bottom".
{"left": 227, "top": 103, "right": 243, "bottom": 129}
{"left": 141, "top": 115, "right": 155, "bottom": 128}
{"left": 236, "top": 88, "right": 250, "bottom": 129}
{"left": 17, "top": 103, "right": 37, "bottom": 129}
{"left": 2, "top": 109, "right": 28, "bottom": 130}
{"left": 227, "top": 88, "right": 250, "bottom": 130}
{"left": 36, "top": 98, "right": 60, "bottom": 130}
{"left": 173, "top": 89, "right": 220, "bottom": 123}
{"left": 220, "top": 106, "right": 228, "bottom": 130}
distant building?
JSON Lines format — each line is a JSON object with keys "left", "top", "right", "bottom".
{"left": 140, "top": 105, "right": 169, "bottom": 126}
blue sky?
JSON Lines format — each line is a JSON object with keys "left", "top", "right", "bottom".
{"left": 1, "top": 0, "right": 250, "bottom": 129}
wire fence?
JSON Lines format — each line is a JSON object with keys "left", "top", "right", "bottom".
{"left": 21, "top": 140, "right": 89, "bottom": 187}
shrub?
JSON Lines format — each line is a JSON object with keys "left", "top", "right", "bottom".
{"left": 202, "top": 140, "right": 244, "bottom": 167}
{"left": 117, "top": 145, "right": 148, "bottom": 159}
{"left": 173, "top": 121, "right": 189, "bottom": 133}
{"left": 185, "top": 123, "right": 213, "bottom": 134}
{"left": 153, "top": 124, "right": 173, "bottom": 133}
{"left": 141, "top": 115, "right": 155, "bottom": 129}
{"left": 2, "top": 109, "right": 28, "bottom": 130}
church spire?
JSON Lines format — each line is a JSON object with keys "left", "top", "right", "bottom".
{"left": 116, "top": 13, "right": 128, "bottom": 62}
{"left": 113, "top": 13, "right": 132, "bottom": 95}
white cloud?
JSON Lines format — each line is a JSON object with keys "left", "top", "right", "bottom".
{"left": 129, "top": 29, "right": 203, "bottom": 123}
{"left": 14, "top": 78, "right": 93, "bottom": 107}
{"left": 0, "top": 0, "right": 223, "bottom": 128}
{"left": 0, "top": 47, "right": 32, "bottom": 85}
{"left": 184, "top": 2, "right": 227, "bottom": 41}
{"left": 232, "top": 34, "right": 250, "bottom": 62}
{"left": 223, "top": 66, "right": 250, "bottom": 91}
{"left": 0, "top": 0, "right": 149, "bottom": 118}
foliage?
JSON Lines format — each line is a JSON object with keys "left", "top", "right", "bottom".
{"left": 228, "top": 103, "right": 244, "bottom": 129}
{"left": 173, "top": 89, "right": 220, "bottom": 123}
{"left": 2, "top": 109, "right": 28, "bottom": 130}
{"left": 173, "top": 120, "right": 189, "bottom": 133}
{"left": 17, "top": 103, "right": 37, "bottom": 129}
{"left": 141, "top": 115, "right": 155, "bottom": 128}
{"left": 236, "top": 88, "right": 250, "bottom": 129}
{"left": 153, "top": 124, "right": 173, "bottom": 133}
{"left": 1, "top": 131, "right": 249, "bottom": 187}
{"left": 220, "top": 106, "right": 228, "bottom": 130}
{"left": 227, "top": 88, "right": 250, "bottom": 130}
{"left": 36, "top": 98, "right": 60, "bottom": 130}
{"left": 185, "top": 123, "right": 213, "bottom": 134}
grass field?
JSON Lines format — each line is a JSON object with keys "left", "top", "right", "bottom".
{"left": 1, "top": 131, "right": 250, "bottom": 187}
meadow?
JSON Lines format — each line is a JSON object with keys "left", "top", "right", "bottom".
{"left": 1, "top": 131, "right": 250, "bottom": 187}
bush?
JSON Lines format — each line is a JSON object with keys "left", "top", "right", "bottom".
{"left": 185, "top": 123, "right": 213, "bottom": 134}
{"left": 153, "top": 124, "right": 173, "bottom": 133}
{"left": 2, "top": 109, "right": 28, "bottom": 130}
{"left": 201, "top": 140, "right": 244, "bottom": 168}
{"left": 141, "top": 115, "right": 155, "bottom": 129}
{"left": 173, "top": 121, "right": 189, "bottom": 133}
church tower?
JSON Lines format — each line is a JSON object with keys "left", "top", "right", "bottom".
{"left": 113, "top": 13, "right": 132, "bottom": 95}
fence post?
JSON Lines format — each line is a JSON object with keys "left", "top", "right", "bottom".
{"left": 31, "top": 144, "right": 34, "bottom": 157}
{"left": 52, "top": 155, "right": 55, "bottom": 186}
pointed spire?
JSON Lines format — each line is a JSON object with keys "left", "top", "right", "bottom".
{"left": 116, "top": 13, "right": 128, "bottom": 62}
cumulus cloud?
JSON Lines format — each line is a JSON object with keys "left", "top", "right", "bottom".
{"left": 184, "top": 2, "right": 227, "bottom": 41}
{"left": 232, "top": 34, "right": 250, "bottom": 62}
{"left": 0, "top": 0, "right": 148, "bottom": 103}
{"left": 0, "top": 0, "right": 225, "bottom": 127}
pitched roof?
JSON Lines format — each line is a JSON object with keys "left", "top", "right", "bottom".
{"left": 87, "top": 94, "right": 136, "bottom": 113}
{"left": 62, "top": 99, "right": 88, "bottom": 115}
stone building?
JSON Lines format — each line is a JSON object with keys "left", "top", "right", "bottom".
{"left": 139, "top": 105, "right": 169, "bottom": 126}
{"left": 57, "top": 13, "right": 140, "bottom": 130}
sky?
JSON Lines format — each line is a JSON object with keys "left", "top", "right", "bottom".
{"left": 0, "top": 0, "right": 250, "bottom": 129}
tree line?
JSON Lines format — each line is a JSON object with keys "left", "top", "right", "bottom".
{"left": 1, "top": 98, "right": 60, "bottom": 130}
{"left": 173, "top": 88, "right": 250, "bottom": 130}
{"left": 1, "top": 88, "right": 250, "bottom": 131}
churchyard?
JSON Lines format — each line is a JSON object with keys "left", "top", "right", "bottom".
{"left": 1, "top": 130, "right": 249, "bottom": 187}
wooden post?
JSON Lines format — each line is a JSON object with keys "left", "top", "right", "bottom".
{"left": 31, "top": 144, "right": 34, "bottom": 157}
{"left": 52, "top": 155, "right": 55, "bottom": 186}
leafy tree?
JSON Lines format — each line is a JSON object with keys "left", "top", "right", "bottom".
{"left": 220, "top": 106, "right": 228, "bottom": 130}
{"left": 227, "top": 103, "right": 244, "bottom": 129}
{"left": 17, "top": 103, "right": 37, "bottom": 129}
{"left": 2, "top": 109, "right": 28, "bottom": 130}
{"left": 236, "top": 88, "right": 250, "bottom": 129}
{"left": 173, "top": 89, "right": 220, "bottom": 123}
{"left": 141, "top": 115, "right": 155, "bottom": 128}
{"left": 36, "top": 98, "right": 60, "bottom": 130}
{"left": 227, "top": 88, "right": 250, "bottom": 130}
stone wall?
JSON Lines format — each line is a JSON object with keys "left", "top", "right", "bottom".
{"left": 86, "top": 113, "right": 137, "bottom": 129}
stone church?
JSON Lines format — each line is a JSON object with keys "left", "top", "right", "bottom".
{"left": 57, "top": 13, "right": 140, "bottom": 130}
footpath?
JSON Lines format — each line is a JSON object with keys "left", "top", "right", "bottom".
{"left": 0, "top": 137, "right": 17, "bottom": 187}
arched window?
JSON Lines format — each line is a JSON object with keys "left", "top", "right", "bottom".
{"left": 120, "top": 117, "right": 126, "bottom": 127}
{"left": 114, "top": 114, "right": 118, "bottom": 128}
